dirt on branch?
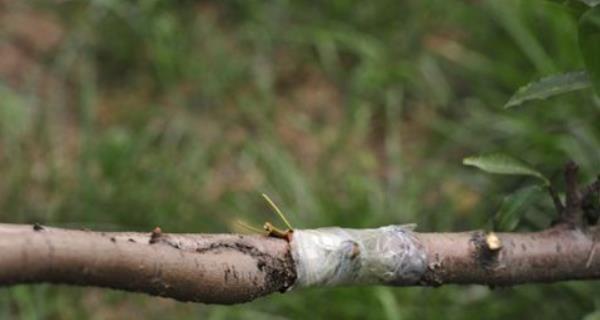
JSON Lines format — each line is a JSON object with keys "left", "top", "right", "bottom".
{"left": 0, "top": 224, "right": 296, "bottom": 304}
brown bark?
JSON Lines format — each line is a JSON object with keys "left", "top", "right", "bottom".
{"left": 1, "top": 222, "right": 600, "bottom": 304}
{"left": 0, "top": 224, "right": 295, "bottom": 304}
{"left": 416, "top": 226, "right": 600, "bottom": 286}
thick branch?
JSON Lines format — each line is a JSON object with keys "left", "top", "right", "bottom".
{"left": 417, "top": 226, "right": 600, "bottom": 286}
{"left": 1, "top": 223, "right": 600, "bottom": 304}
{"left": 0, "top": 224, "right": 295, "bottom": 304}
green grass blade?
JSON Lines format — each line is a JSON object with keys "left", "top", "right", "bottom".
{"left": 261, "top": 193, "right": 293, "bottom": 230}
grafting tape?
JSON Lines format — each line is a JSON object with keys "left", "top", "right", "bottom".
{"left": 290, "top": 225, "right": 427, "bottom": 288}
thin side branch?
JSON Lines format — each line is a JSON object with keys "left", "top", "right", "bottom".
{"left": 564, "top": 161, "right": 582, "bottom": 226}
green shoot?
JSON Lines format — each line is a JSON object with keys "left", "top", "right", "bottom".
{"left": 261, "top": 193, "right": 294, "bottom": 230}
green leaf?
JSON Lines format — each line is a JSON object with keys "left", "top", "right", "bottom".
{"left": 463, "top": 154, "right": 550, "bottom": 185}
{"left": 504, "top": 71, "right": 591, "bottom": 108}
{"left": 494, "top": 185, "right": 544, "bottom": 232}
{"left": 579, "top": 6, "right": 600, "bottom": 95}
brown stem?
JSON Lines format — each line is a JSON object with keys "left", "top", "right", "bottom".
{"left": 0, "top": 224, "right": 295, "bottom": 304}
{"left": 563, "top": 161, "right": 582, "bottom": 226}
{"left": 2, "top": 223, "right": 600, "bottom": 304}
{"left": 417, "top": 226, "right": 600, "bottom": 286}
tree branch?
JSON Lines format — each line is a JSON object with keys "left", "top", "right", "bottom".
{"left": 417, "top": 226, "right": 600, "bottom": 286}
{"left": 0, "top": 224, "right": 295, "bottom": 304}
{"left": 1, "top": 223, "right": 600, "bottom": 304}
{"left": 1, "top": 162, "right": 598, "bottom": 304}
{"left": 563, "top": 161, "right": 582, "bottom": 226}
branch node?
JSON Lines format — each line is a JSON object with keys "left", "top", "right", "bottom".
{"left": 471, "top": 231, "right": 500, "bottom": 270}
{"left": 150, "top": 227, "right": 163, "bottom": 244}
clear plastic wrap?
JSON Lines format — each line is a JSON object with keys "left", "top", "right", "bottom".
{"left": 290, "top": 225, "right": 427, "bottom": 288}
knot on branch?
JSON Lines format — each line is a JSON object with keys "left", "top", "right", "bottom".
{"left": 471, "top": 231, "right": 502, "bottom": 270}
{"left": 149, "top": 227, "right": 163, "bottom": 244}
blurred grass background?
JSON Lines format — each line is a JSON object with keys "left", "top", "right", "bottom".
{"left": 0, "top": 0, "right": 599, "bottom": 319}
